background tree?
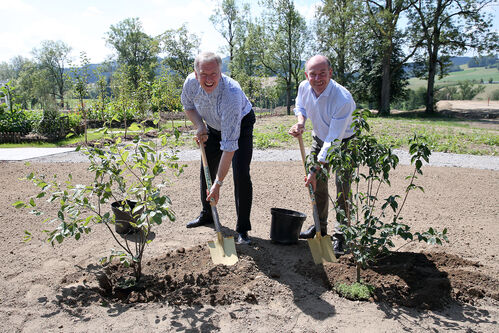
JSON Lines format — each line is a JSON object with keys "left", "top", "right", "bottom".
{"left": 151, "top": 69, "right": 183, "bottom": 127}
{"left": 159, "top": 24, "right": 200, "bottom": 79}
{"left": 16, "top": 60, "right": 53, "bottom": 109}
{"left": 210, "top": 0, "right": 241, "bottom": 64}
{"left": 353, "top": 31, "right": 409, "bottom": 110}
{"left": 364, "top": 0, "right": 420, "bottom": 116}
{"left": 71, "top": 52, "right": 90, "bottom": 144}
{"left": 111, "top": 65, "right": 135, "bottom": 138}
{"left": 313, "top": 0, "right": 364, "bottom": 87}
{"left": 258, "top": 0, "right": 308, "bottom": 115}
{"left": 407, "top": 0, "right": 498, "bottom": 113}
{"left": 229, "top": 8, "right": 268, "bottom": 105}
{"left": 32, "top": 40, "right": 72, "bottom": 109}
{"left": 93, "top": 64, "right": 111, "bottom": 122}
{"left": 106, "top": 18, "right": 159, "bottom": 89}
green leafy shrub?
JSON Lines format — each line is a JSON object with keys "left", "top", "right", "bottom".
{"left": 491, "top": 89, "right": 499, "bottom": 101}
{"left": 0, "top": 83, "right": 32, "bottom": 134}
{"left": 325, "top": 109, "right": 448, "bottom": 282}
{"left": 66, "top": 112, "right": 83, "bottom": 135}
{"left": 334, "top": 282, "right": 374, "bottom": 301}
{"left": 457, "top": 80, "right": 485, "bottom": 100}
{"left": 15, "top": 130, "right": 185, "bottom": 282}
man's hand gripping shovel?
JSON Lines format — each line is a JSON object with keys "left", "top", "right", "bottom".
{"left": 199, "top": 143, "right": 238, "bottom": 266}
{"left": 297, "top": 135, "right": 337, "bottom": 264}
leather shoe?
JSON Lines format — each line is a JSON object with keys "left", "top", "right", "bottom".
{"left": 186, "top": 212, "right": 213, "bottom": 228}
{"left": 333, "top": 233, "right": 345, "bottom": 258}
{"left": 236, "top": 232, "right": 251, "bottom": 245}
{"left": 299, "top": 225, "right": 327, "bottom": 239}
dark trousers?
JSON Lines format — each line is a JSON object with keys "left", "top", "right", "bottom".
{"left": 199, "top": 110, "right": 256, "bottom": 233}
{"left": 311, "top": 134, "right": 354, "bottom": 234}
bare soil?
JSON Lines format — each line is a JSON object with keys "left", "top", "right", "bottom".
{"left": 0, "top": 158, "right": 498, "bottom": 332}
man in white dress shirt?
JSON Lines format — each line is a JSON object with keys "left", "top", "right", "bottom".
{"left": 288, "top": 55, "right": 356, "bottom": 257}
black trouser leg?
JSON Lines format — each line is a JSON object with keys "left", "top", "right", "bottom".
{"left": 198, "top": 111, "right": 255, "bottom": 232}
{"left": 199, "top": 129, "right": 222, "bottom": 218}
{"left": 232, "top": 111, "right": 255, "bottom": 233}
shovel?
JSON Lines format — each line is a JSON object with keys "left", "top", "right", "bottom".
{"left": 297, "top": 135, "right": 337, "bottom": 264}
{"left": 199, "top": 143, "right": 238, "bottom": 266}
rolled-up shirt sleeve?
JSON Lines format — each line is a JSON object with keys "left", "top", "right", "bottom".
{"left": 220, "top": 88, "right": 243, "bottom": 152}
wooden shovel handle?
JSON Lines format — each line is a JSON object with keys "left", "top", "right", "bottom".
{"left": 298, "top": 135, "right": 308, "bottom": 174}
{"left": 297, "top": 135, "right": 322, "bottom": 232}
{"left": 199, "top": 143, "right": 215, "bottom": 207}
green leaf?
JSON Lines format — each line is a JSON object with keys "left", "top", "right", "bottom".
{"left": 23, "top": 230, "right": 32, "bottom": 242}
{"left": 12, "top": 201, "right": 27, "bottom": 209}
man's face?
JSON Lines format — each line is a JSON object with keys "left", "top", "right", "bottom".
{"left": 305, "top": 57, "right": 332, "bottom": 96}
{"left": 195, "top": 60, "right": 221, "bottom": 94}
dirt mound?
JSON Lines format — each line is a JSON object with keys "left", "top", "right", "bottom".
{"left": 54, "top": 241, "right": 498, "bottom": 311}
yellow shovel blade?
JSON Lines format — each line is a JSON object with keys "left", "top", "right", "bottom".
{"left": 208, "top": 234, "right": 238, "bottom": 266}
{"left": 307, "top": 234, "right": 337, "bottom": 264}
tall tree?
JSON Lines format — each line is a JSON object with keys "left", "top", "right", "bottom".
{"left": 16, "top": 60, "right": 52, "bottom": 109}
{"left": 32, "top": 40, "right": 72, "bottom": 109}
{"left": 210, "top": 0, "right": 241, "bottom": 64}
{"left": 229, "top": 6, "right": 268, "bottom": 103}
{"left": 364, "top": 0, "right": 417, "bottom": 115}
{"left": 353, "top": 32, "right": 409, "bottom": 110}
{"left": 407, "top": 0, "right": 498, "bottom": 114}
{"left": 314, "top": 0, "right": 364, "bottom": 87}
{"left": 159, "top": 24, "right": 200, "bottom": 79}
{"left": 258, "top": 0, "right": 308, "bottom": 115}
{"left": 106, "top": 18, "right": 158, "bottom": 89}
{"left": 71, "top": 52, "right": 90, "bottom": 144}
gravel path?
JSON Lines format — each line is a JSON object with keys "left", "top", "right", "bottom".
{"left": 14, "top": 148, "right": 499, "bottom": 171}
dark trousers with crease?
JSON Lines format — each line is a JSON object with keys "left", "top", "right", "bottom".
{"left": 200, "top": 110, "right": 255, "bottom": 233}
{"left": 311, "top": 134, "right": 354, "bottom": 235}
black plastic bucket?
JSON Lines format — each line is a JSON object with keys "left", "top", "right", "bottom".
{"left": 270, "top": 208, "right": 306, "bottom": 244}
{"left": 111, "top": 200, "right": 142, "bottom": 234}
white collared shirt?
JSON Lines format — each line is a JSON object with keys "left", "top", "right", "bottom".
{"left": 294, "top": 79, "right": 356, "bottom": 162}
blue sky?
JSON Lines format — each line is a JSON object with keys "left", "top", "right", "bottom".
{"left": 0, "top": 0, "right": 497, "bottom": 65}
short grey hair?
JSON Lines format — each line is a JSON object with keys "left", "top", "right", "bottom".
{"left": 194, "top": 52, "right": 222, "bottom": 73}
{"left": 305, "top": 55, "right": 332, "bottom": 73}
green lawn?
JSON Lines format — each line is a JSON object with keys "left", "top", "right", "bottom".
{"left": 250, "top": 114, "right": 498, "bottom": 156}
{"left": 2, "top": 113, "right": 498, "bottom": 156}
{"left": 408, "top": 65, "right": 499, "bottom": 100}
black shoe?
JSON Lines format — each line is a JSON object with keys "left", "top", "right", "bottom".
{"left": 236, "top": 232, "right": 251, "bottom": 245}
{"left": 299, "top": 225, "right": 327, "bottom": 239}
{"left": 333, "top": 233, "right": 345, "bottom": 258}
{"left": 186, "top": 212, "right": 213, "bottom": 228}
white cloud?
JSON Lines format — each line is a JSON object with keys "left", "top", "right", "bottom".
{"left": 83, "top": 6, "right": 103, "bottom": 17}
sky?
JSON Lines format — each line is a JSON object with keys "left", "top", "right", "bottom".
{"left": 0, "top": 0, "right": 497, "bottom": 65}
{"left": 0, "top": 0, "right": 320, "bottom": 65}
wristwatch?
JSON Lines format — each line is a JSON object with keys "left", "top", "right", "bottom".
{"left": 215, "top": 179, "right": 223, "bottom": 186}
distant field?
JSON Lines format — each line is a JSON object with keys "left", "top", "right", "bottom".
{"left": 408, "top": 64, "right": 499, "bottom": 100}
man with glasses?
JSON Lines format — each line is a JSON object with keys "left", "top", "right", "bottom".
{"left": 288, "top": 55, "right": 356, "bottom": 257}
{"left": 181, "top": 51, "right": 255, "bottom": 245}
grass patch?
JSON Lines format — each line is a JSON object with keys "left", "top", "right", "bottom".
{"left": 249, "top": 113, "right": 499, "bottom": 155}
{"left": 334, "top": 282, "right": 374, "bottom": 301}
{"left": 2, "top": 113, "right": 497, "bottom": 156}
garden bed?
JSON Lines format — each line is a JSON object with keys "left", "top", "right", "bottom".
{"left": 0, "top": 161, "right": 497, "bottom": 331}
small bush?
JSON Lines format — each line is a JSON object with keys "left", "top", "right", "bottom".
{"left": 334, "top": 282, "right": 374, "bottom": 301}
{"left": 491, "top": 89, "right": 499, "bottom": 101}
